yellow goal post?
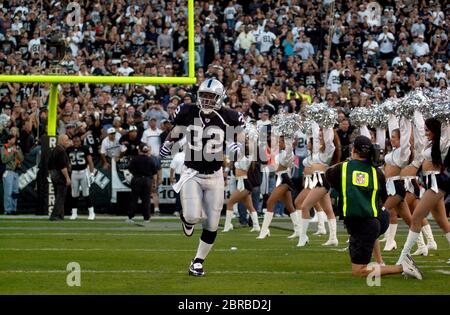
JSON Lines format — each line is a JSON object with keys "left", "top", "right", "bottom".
{"left": 0, "top": 0, "right": 197, "bottom": 138}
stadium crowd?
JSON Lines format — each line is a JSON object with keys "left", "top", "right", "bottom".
{"left": 0, "top": 0, "right": 449, "bottom": 217}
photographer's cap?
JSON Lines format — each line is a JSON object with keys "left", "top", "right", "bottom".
{"left": 354, "top": 136, "right": 373, "bottom": 154}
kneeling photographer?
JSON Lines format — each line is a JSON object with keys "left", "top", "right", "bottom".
{"left": 325, "top": 136, "right": 422, "bottom": 279}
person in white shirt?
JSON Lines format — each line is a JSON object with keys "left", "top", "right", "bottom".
{"left": 392, "top": 52, "right": 412, "bottom": 67}
{"left": 224, "top": 2, "right": 237, "bottom": 29}
{"left": 363, "top": 33, "right": 379, "bottom": 57}
{"left": 416, "top": 56, "right": 432, "bottom": 73}
{"left": 377, "top": 26, "right": 395, "bottom": 60}
{"left": 410, "top": 17, "right": 426, "bottom": 38}
{"left": 258, "top": 26, "right": 277, "bottom": 54}
{"left": 257, "top": 110, "right": 271, "bottom": 130}
{"left": 100, "top": 128, "right": 126, "bottom": 170}
{"left": 412, "top": 35, "right": 430, "bottom": 57}
{"left": 327, "top": 63, "right": 342, "bottom": 93}
{"left": 295, "top": 36, "right": 314, "bottom": 60}
{"left": 141, "top": 117, "right": 162, "bottom": 157}
{"left": 28, "top": 32, "right": 41, "bottom": 55}
{"left": 235, "top": 25, "right": 256, "bottom": 52}
{"left": 65, "top": 27, "right": 83, "bottom": 57}
{"left": 118, "top": 59, "right": 134, "bottom": 76}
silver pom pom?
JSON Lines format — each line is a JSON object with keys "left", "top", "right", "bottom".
{"left": 349, "top": 107, "right": 370, "bottom": 127}
{"left": 423, "top": 88, "right": 450, "bottom": 123}
{"left": 305, "top": 102, "right": 337, "bottom": 128}
{"left": 380, "top": 97, "right": 400, "bottom": 116}
{"left": 271, "top": 110, "right": 303, "bottom": 138}
{"left": 398, "top": 88, "right": 429, "bottom": 119}
{"left": 367, "top": 105, "right": 389, "bottom": 128}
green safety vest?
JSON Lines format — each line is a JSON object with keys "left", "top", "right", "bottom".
{"left": 341, "top": 160, "right": 379, "bottom": 218}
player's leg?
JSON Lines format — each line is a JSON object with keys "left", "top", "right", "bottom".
{"left": 70, "top": 172, "right": 81, "bottom": 220}
{"left": 180, "top": 177, "right": 203, "bottom": 237}
{"left": 189, "top": 174, "right": 224, "bottom": 277}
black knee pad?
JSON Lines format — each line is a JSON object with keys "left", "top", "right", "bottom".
{"left": 200, "top": 229, "right": 217, "bottom": 245}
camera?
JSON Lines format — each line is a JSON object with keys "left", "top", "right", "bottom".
{"left": 370, "top": 144, "right": 383, "bottom": 167}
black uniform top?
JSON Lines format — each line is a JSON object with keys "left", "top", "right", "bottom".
{"left": 66, "top": 145, "right": 92, "bottom": 171}
{"left": 119, "top": 133, "right": 141, "bottom": 156}
{"left": 48, "top": 144, "right": 70, "bottom": 172}
{"left": 128, "top": 154, "right": 157, "bottom": 177}
{"left": 171, "top": 103, "right": 245, "bottom": 174}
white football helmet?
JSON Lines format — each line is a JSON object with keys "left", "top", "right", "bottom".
{"left": 197, "top": 78, "right": 225, "bottom": 114}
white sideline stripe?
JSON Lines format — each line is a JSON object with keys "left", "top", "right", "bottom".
{"left": 0, "top": 269, "right": 346, "bottom": 275}
{"left": 0, "top": 247, "right": 354, "bottom": 252}
{"left": 434, "top": 269, "right": 450, "bottom": 275}
{"left": 0, "top": 268, "right": 447, "bottom": 275}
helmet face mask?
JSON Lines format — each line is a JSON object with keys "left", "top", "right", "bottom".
{"left": 197, "top": 79, "right": 224, "bottom": 114}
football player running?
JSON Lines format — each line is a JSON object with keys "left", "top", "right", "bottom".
{"left": 160, "top": 78, "right": 245, "bottom": 276}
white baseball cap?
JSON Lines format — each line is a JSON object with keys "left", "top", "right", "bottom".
{"left": 107, "top": 127, "right": 116, "bottom": 134}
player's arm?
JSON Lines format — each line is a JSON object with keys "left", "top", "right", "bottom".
{"left": 160, "top": 104, "right": 190, "bottom": 158}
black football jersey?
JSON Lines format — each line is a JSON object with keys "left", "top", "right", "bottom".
{"left": 67, "top": 146, "right": 92, "bottom": 171}
{"left": 172, "top": 103, "right": 245, "bottom": 173}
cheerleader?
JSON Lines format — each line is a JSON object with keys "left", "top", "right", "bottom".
{"left": 401, "top": 111, "right": 437, "bottom": 256}
{"left": 381, "top": 114, "right": 414, "bottom": 251}
{"left": 293, "top": 139, "right": 327, "bottom": 239}
{"left": 257, "top": 135, "right": 297, "bottom": 239}
{"left": 223, "top": 146, "right": 261, "bottom": 233}
{"left": 297, "top": 121, "right": 341, "bottom": 247}
{"left": 396, "top": 117, "right": 450, "bottom": 265}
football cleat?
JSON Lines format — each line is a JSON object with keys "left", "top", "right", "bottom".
{"left": 70, "top": 214, "right": 77, "bottom": 220}
{"left": 188, "top": 260, "right": 205, "bottom": 277}
{"left": 125, "top": 218, "right": 135, "bottom": 224}
{"left": 401, "top": 254, "right": 423, "bottom": 280}
{"left": 88, "top": 213, "right": 95, "bottom": 221}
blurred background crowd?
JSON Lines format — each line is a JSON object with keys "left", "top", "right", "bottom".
{"left": 0, "top": 0, "right": 449, "bottom": 217}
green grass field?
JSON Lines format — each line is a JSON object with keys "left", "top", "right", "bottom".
{"left": 0, "top": 215, "right": 448, "bottom": 295}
